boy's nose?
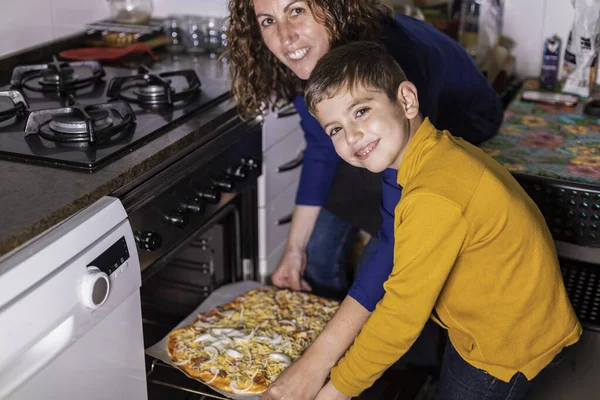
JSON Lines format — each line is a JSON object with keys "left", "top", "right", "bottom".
{"left": 346, "top": 128, "right": 363, "bottom": 145}
{"left": 279, "top": 20, "right": 298, "bottom": 46}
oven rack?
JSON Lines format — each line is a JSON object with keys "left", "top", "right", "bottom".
{"left": 147, "top": 358, "right": 232, "bottom": 400}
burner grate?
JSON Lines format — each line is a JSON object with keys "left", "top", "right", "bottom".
{"left": 24, "top": 95, "right": 136, "bottom": 144}
{"left": 0, "top": 90, "right": 28, "bottom": 122}
{"left": 107, "top": 65, "right": 201, "bottom": 106}
{"left": 11, "top": 56, "right": 105, "bottom": 94}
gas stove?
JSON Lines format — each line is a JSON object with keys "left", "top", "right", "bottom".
{"left": 0, "top": 57, "right": 230, "bottom": 171}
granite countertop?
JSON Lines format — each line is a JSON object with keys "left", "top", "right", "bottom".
{"left": 0, "top": 55, "right": 244, "bottom": 258}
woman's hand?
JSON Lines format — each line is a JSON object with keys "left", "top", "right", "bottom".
{"left": 260, "top": 352, "right": 330, "bottom": 400}
{"left": 271, "top": 246, "right": 312, "bottom": 291}
{"left": 314, "top": 381, "right": 352, "bottom": 400}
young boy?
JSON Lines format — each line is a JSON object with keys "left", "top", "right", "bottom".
{"left": 303, "top": 41, "right": 582, "bottom": 400}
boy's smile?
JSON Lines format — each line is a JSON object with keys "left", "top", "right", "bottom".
{"left": 314, "top": 82, "right": 420, "bottom": 172}
{"left": 354, "top": 139, "right": 380, "bottom": 160}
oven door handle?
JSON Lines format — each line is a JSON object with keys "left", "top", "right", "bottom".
{"left": 277, "top": 213, "right": 293, "bottom": 226}
{"left": 0, "top": 316, "right": 74, "bottom": 399}
{"left": 277, "top": 150, "right": 304, "bottom": 173}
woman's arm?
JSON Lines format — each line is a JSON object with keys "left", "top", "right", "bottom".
{"left": 271, "top": 205, "right": 321, "bottom": 290}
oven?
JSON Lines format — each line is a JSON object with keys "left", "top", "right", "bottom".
{"left": 0, "top": 52, "right": 264, "bottom": 399}
{"left": 116, "top": 111, "right": 263, "bottom": 398}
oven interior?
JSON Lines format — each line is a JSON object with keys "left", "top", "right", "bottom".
{"left": 141, "top": 197, "right": 252, "bottom": 399}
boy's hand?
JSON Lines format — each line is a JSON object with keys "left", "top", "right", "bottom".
{"left": 314, "top": 381, "right": 352, "bottom": 400}
{"left": 260, "top": 352, "right": 329, "bottom": 400}
{"left": 271, "top": 247, "right": 312, "bottom": 291}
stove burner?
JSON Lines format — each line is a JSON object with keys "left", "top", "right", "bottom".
{"left": 134, "top": 84, "right": 175, "bottom": 104}
{"left": 49, "top": 111, "right": 113, "bottom": 134}
{"left": 0, "top": 90, "right": 29, "bottom": 122}
{"left": 25, "top": 95, "right": 135, "bottom": 144}
{"left": 11, "top": 56, "right": 105, "bottom": 94}
{"left": 107, "top": 65, "right": 200, "bottom": 106}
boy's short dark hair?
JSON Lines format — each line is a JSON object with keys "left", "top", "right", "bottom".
{"left": 305, "top": 41, "right": 408, "bottom": 114}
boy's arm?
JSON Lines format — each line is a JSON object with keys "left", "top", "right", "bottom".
{"left": 330, "top": 195, "right": 469, "bottom": 397}
{"left": 261, "top": 296, "right": 370, "bottom": 400}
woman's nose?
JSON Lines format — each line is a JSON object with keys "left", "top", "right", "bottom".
{"left": 278, "top": 20, "right": 298, "bottom": 46}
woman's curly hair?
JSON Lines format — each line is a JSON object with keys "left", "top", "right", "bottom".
{"left": 225, "top": 0, "right": 390, "bottom": 117}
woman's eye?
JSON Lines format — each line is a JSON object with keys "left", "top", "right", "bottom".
{"left": 329, "top": 127, "right": 341, "bottom": 137}
{"left": 260, "top": 18, "right": 275, "bottom": 27}
{"left": 356, "top": 108, "right": 370, "bottom": 118}
{"left": 290, "top": 7, "right": 304, "bottom": 16}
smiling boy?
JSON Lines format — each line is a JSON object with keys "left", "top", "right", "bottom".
{"left": 304, "top": 41, "right": 582, "bottom": 400}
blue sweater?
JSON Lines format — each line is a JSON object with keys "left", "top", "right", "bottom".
{"left": 294, "top": 14, "right": 503, "bottom": 311}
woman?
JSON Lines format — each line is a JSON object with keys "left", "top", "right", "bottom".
{"left": 225, "top": 1, "right": 503, "bottom": 398}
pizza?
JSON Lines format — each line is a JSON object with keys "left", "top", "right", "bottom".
{"left": 166, "top": 287, "right": 339, "bottom": 396}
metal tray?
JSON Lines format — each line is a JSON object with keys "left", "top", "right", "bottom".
{"left": 145, "top": 280, "right": 263, "bottom": 400}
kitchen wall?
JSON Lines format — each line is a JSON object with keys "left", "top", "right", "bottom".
{"left": 0, "top": 0, "right": 582, "bottom": 80}
{"left": 0, "top": 0, "right": 228, "bottom": 58}
{"left": 504, "top": 0, "right": 574, "bottom": 79}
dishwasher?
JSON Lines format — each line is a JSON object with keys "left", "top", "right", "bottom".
{"left": 0, "top": 196, "right": 147, "bottom": 400}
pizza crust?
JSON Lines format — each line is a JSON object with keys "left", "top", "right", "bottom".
{"left": 165, "top": 287, "right": 339, "bottom": 396}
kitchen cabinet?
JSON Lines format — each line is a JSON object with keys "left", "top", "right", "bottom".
{"left": 258, "top": 109, "right": 304, "bottom": 279}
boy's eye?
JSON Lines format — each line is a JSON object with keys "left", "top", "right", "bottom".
{"left": 290, "top": 7, "right": 304, "bottom": 16}
{"left": 329, "top": 127, "right": 341, "bottom": 137}
{"left": 260, "top": 18, "right": 275, "bottom": 27}
{"left": 356, "top": 107, "right": 370, "bottom": 118}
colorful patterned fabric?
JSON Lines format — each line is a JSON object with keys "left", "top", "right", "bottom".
{"left": 480, "top": 80, "right": 600, "bottom": 184}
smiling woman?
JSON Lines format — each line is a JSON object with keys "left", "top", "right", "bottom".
{"left": 225, "top": 0, "right": 384, "bottom": 115}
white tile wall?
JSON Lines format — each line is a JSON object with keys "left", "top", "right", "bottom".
{"left": 503, "top": 0, "right": 577, "bottom": 79}
{"left": 153, "top": 0, "right": 229, "bottom": 17}
{"left": 50, "top": 0, "right": 110, "bottom": 39}
{"left": 0, "top": 0, "right": 582, "bottom": 81}
{"left": 0, "top": 0, "right": 54, "bottom": 57}
{"left": 0, "top": 0, "right": 226, "bottom": 58}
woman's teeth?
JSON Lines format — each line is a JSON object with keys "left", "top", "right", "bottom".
{"left": 288, "top": 47, "right": 309, "bottom": 60}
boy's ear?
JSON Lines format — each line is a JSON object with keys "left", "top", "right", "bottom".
{"left": 396, "top": 81, "right": 420, "bottom": 120}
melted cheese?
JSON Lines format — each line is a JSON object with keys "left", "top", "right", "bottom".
{"left": 169, "top": 288, "right": 339, "bottom": 388}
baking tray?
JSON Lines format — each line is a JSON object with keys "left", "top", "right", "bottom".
{"left": 145, "top": 280, "right": 263, "bottom": 400}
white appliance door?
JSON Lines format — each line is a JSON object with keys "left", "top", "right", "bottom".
{"left": 6, "top": 291, "right": 147, "bottom": 400}
{"left": 0, "top": 197, "right": 147, "bottom": 400}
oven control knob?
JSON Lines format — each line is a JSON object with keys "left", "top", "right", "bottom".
{"left": 164, "top": 210, "right": 188, "bottom": 228}
{"left": 211, "top": 178, "right": 234, "bottom": 192}
{"left": 181, "top": 197, "right": 205, "bottom": 213}
{"left": 134, "top": 230, "right": 162, "bottom": 251}
{"left": 80, "top": 266, "right": 110, "bottom": 310}
{"left": 227, "top": 166, "right": 247, "bottom": 182}
{"left": 241, "top": 157, "right": 260, "bottom": 171}
{"left": 196, "top": 187, "right": 221, "bottom": 204}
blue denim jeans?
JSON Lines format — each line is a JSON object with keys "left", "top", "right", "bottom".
{"left": 303, "top": 209, "right": 358, "bottom": 300}
{"left": 437, "top": 340, "right": 565, "bottom": 400}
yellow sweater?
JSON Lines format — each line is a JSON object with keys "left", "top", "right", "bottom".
{"left": 330, "top": 118, "right": 582, "bottom": 396}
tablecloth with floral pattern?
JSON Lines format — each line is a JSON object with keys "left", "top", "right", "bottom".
{"left": 480, "top": 80, "right": 600, "bottom": 184}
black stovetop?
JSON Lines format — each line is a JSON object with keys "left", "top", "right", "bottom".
{"left": 0, "top": 58, "right": 230, "bottom": 171}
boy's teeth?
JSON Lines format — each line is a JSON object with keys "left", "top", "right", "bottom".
{"left": 357, "top": 141, "right": 377, "bottom": 157}
{"left": 288, "top": 47, "right": 309, "bottom": 60}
